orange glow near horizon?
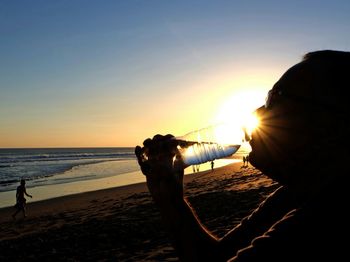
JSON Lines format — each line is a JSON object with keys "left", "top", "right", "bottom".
{"left": 0, "top": 87, "right": 267, "bottom": 148}
{"left": 0, "top": 66, "right": 276, "bottom": 148}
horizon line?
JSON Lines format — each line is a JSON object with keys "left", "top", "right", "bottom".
{"left": 0, "top": 146, "right": 135, "bottom": 149}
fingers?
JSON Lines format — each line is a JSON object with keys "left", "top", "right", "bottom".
{"left": 135, "top": 146, "right": 145, "bottom": 163}
{"left": 143, "top": 138, "right": 152, "bottom": 147}
{"left": 135, "top": 134, "right": 181, "bottom": 176}
{"left": 144, "top": 134, "right": 178, "bottom": 160}
{"left": 135, "top": 146, "right": 151, "bottom": 176}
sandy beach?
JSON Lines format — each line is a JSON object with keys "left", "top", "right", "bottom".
{"left": 0, "top": 162, "right": 278, "bottom": 261}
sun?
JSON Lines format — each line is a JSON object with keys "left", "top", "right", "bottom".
{"left": 212, "top": 90, "right": 264, "bottom": 144}
{"left": 242, "top": 111, "right": 260, "bottom": 139}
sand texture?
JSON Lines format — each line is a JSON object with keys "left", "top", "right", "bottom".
{"left": 0, "top": 162, "right": 278, "bottom": 261}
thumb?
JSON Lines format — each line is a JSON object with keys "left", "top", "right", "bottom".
{"left": 173, "top": 154, "right": 185, "bottom": 182}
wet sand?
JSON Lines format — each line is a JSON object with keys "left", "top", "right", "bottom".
{"left": 0, "top": 162, "right": 278, "bottom": 261}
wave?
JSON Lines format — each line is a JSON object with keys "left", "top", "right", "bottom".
{"left": 0, "top": 159, "right": 118, "bottom": 190}
{"left": 0, "top": 148, "right": 138, "bottom": 192}
{"left": 0, "top": 158, "right": 140, "bottom": 193}
{"left": 0, "top": 164, "right": 13, "bottom": 168}
{"left": 0, "top": 179, "right": 20, "bottom": 186}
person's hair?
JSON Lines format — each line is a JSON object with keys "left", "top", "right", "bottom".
{"left": 301, "top": 50, "right": 350, "bottom": 112}
{"left": 301, "top": 50, "right": 350, "bottom": 152}
{"left": 303, "top": 50, "right": 350, "bottom": 62}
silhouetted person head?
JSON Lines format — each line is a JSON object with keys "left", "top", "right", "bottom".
{"left": 20, "top": 179, "right": 25, "bottom": 186}
{"left": 250, "top": 50, "right": 350, "bottom": 191}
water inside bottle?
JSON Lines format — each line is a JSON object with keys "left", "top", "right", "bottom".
{"left": 179, "top": 142, "right": 240, "bottom": 166}
{"left": 175, "top": 123, "right": 246, "bottom": 166}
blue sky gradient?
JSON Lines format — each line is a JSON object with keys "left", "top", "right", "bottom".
{"left": 1, "top": 0, "right": 349, "bottom": 147}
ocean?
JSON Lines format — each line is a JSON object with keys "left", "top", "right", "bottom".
{"left": 0, "top": 147, "right": 246, "bottom": 208}
{"left": 0, "top": 148, "right": 137, "bottom": 192}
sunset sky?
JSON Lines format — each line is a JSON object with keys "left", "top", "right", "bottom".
{"left": 1, "top": 0, "right": 350, "bottom": 148}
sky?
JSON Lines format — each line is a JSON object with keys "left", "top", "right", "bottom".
{"left": 1, "top": 0, "right": 350, "bottom": 148}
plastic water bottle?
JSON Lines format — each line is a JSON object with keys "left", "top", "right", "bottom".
{"left": 175, "top": 123, "right": 246, "bottom": 166}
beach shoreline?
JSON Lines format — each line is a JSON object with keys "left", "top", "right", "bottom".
{"left": 0, "top": 162, "right": 278, "bottom": 261}
{"left": 0, "top": 158, "right": 240, "bottom": 209}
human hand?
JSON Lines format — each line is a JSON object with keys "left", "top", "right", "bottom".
{"left": 135, "top": 134, "right": 185, "bottom": 206}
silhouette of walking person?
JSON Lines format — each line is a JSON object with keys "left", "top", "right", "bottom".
{"left": 211, "top": 161, "right": 214, "bottom": 171}
{"left": 192, "top": 165, "right": 196, "bottom": 173}
{"left": 245, "top": 155, "right": 249, "bottom": 167}
{"left": 12, "top": 179, "right": 32, "bottom": 219}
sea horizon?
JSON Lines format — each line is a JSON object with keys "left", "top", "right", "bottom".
{"left": 0, "top": 146, "right": 134, "bottom": 149}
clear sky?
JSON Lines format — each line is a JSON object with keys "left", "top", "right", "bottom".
{"left": 1, "top": 0, "right": 349, "bottom": 148}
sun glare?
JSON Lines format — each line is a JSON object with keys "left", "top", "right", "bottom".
{"left": 212, "top": 90, "right": 264, "bottom": 144}
{"left": 243, "top": 112, "right": 260, "bottom": 137}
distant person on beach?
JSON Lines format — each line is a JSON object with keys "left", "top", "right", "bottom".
{"left": 211, "top": 161, "right": 214, "bottom": 171}
{"left": 242, "top": 156, "right": 246, "bottom": 167}
{"left": 135, "top": 50, "right": 350, "bottom": 261}
{"left": 192, "top": 165, "right": 196, "bottom": 173}
{"left": 12, "top": 179, "right": 32, "bottom": 219}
